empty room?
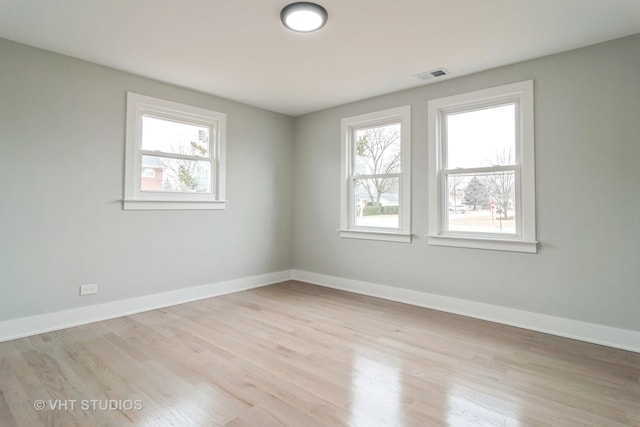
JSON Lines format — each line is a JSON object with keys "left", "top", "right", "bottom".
{"left": 1, "top": 1, "right": 639, "bottom": 425}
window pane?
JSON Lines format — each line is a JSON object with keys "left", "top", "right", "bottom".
{"left": 446, "top": 172, "right": 516, "bottom": 235}
{"left": 142, "top": 116, "right": 210, "bottom": 157}
{"left": 446, "top": 104, "right": 515, "bottom": 169}
{"left": 353, "top": 177, "right": 399, "bottom": 229}
{"left": 141, "top": 155, "right": 211, "bottom": 193}
{"left": 354, "top": 123, "right": 401, "bottom": 175}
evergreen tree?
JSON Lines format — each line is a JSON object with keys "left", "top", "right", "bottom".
{"left": 463, "top": 176, "right": 488, "bottom": 210}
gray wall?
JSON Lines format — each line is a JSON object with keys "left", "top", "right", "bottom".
{"left": 0, "top": 38, "right": 294, "bottom": 321}
{"left": 292, "top": 34, "right": 640, "bottom": 331}
{"left": 2, "top": 34, "right": 639, "bottom": 333}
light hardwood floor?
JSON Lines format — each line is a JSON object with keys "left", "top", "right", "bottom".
{"left": 0, "top": 281, "right": 638, "bottom": 426}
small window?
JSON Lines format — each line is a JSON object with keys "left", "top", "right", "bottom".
{"left": 427, "top": 81, "right": 536, "bottom": 252}
{"left": 141, "top": 168, "right": 156, "bottom": 178}
{"left": 340, "top": 106, "right": 411, "bottom": 243}
{"left": 124, "top": 93, "right": 226, "bottom": 210}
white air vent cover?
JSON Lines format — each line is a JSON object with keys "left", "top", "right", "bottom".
{"left": 414, "top": 68, "right": 448, "bottom": 80}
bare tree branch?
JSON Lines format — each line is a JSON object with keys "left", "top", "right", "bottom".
{"left": 356, "top": 126, "right": 401, "bottom": 205}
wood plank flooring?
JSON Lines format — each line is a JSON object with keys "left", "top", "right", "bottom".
{"left": 0, "top": 281, "right": 638, "bottom": 426}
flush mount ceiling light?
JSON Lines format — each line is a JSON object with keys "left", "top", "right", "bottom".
{"left": 281, "top": 2, "right": 328, "bottom": 33}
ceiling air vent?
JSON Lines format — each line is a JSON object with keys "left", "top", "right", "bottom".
{"left": 414, "top": 68, "right": 448, "bottom": 80}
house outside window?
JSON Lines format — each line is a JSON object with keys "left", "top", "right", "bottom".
{"left": 340, "top": 105, "right": 411, "bottom": 243}
{"left": 124, "top": 93, "right": 226, "bottom": 210}
{"left": 427, "top": 81, "right": 536, "bottom": 253}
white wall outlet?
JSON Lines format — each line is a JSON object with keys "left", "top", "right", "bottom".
{"left": 79, "top": 283, "right": 98, "bottom": 296}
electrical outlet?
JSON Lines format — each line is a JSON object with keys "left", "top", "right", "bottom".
{"left": 80, "top": 283, "right": 98, "bottom": 296}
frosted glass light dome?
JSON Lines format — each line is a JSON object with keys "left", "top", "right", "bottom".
{"left": 281, "top": 2, "right": 328, "bottom": 32}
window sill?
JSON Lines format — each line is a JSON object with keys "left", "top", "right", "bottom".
{"left": 123, "top": 200, "right": 227, "bottom": 210}
{"left": 426, "top": 234, "right": 537, "bottom": 253}
{"left": 339, "top": 229, "right": 412, "bottom": 243}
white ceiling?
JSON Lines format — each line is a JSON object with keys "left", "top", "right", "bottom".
{"left": 1, "top": 1, "right": 639, "bottom": 116}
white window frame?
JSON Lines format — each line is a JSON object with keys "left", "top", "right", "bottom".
{"left": 339, "top": 105, "right": 411, "bottom": 243}
{"left": 123, "top": 92, "right": 227, "bottom": 210}
{"left": 427, "top": 81, "right": 537, "bottom": 253}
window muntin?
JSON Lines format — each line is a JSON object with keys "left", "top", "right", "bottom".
{"left": 124, "top": 93, "right": 226, "bottom": 210}
{"left": 340, "top": 106, "right": 411, "bottom": 242}
{"left": 427, "top": 81, "right": 536, "bottom": 252}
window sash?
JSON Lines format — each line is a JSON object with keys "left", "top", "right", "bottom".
{"left": 349, "top": 173, "right": 402, "bottom": 230}
{"left": 140, "top": 113, "right": 214, "bottom": 160}
{"left": 140, "top": 157, "right": 215, "bottom": 196}
{"left": 441, "top": 100, "right": 520, "bottom": 171}
{"left": 440, "top": 166, "right": 521, "bottom": 237}
{"left": 441, "top": 101, "right": 520, "bottom": 171}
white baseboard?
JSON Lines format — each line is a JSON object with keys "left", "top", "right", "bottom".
{"left": 0, "top": 270, "right": 293, "bottom": 343}
{"left": 3, "top": 268, "right": 638, "bottom": 354}
{"left": 292, "top": 269, "right": 640, "bottom": 353}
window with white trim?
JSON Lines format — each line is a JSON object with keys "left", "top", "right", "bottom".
{"left": 124, "top": 93, "right": 226, "bottom": 210}
{"left": 427, "top": 81, "right": 536, "bottom": 253}
{"left": 340, "top": 106, "right": 411, "bottom": 243}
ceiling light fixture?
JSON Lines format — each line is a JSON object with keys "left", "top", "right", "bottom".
{"left": 281, "top": 2, "right": 328, "bottom": 33}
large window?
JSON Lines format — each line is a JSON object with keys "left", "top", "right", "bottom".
{"left": 340, "top": 106, "right": 411, "bottom": 242}
{"left": 427, "top": 81, "right": 536, "bottom": 252}
{"left": 124, "top": 93, "right": 226, "bottom": 210}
